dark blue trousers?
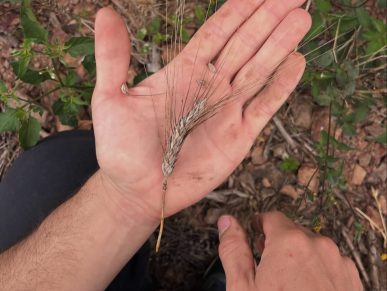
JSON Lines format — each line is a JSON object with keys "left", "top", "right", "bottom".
{"left": 0, "top": 130, "right": 149, "bottom": 291}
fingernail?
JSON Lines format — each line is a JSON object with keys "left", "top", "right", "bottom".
{"left": 218, "top": 215, "right": 231, "bottom": 236}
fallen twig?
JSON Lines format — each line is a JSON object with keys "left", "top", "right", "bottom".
{"left": 355, "top": 188, "right": 387, "bottom": 248}
{"left": 206, "top": 189, "right": 250, "bottom": 203}
{"left": 272, "top": 116, "right": 298, "bottom": 151}
{"left": 305, "top": 0, "right": 312, "bottom": 11}
{"left": 356, "top": 207, "right": 387, "bottom": 247}
{"left": 367, "top": 230, "right": 380, "bottom": 290}
{"left": 338, "top": 221, "right": 371, "bottom": 288}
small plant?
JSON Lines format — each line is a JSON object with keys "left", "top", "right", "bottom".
{"left": 279, "top": 157, "right": 300, "bottom": 173}
{"left": 136, "top": 17, "right": 169, "bottom": 55}
{"left": 301, "top": 0, "right": 386, "bottom": 136}
{"left": 375, "top": 127, "right": 387, "bottom": 145}
{"left": 300, "top": 0, "right": 385, "bottom": 203}
{"left": 0, "top": 0, "right": 95, "bottom": 149}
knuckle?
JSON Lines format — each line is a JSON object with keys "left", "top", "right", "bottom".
{"left": 259, "top": 211, "right": 290, "bottom": 232}
{"left": 202, "top": 19, "right": 228, "bottom": 44}
{"left": 284, "top": 229, "right": 311, "bottom": 249}
{"left": 316, "top": 236, "right": 340, "bottom": 255}
{"left": 227, "top": 279, "right": 250, "bottom": 291}
{"left": 219, "top": 233, "right": 246, "bottom": 259}
{"left": 265, "top": 211, "right": 286, "bottom": 220}
{"left": 263, "top": 3, "right": 282, "bottom": 23}
{"left": 235, "top": 29, "right": 260, "bottom": 50}
{"left": 252, "top": 100, "right": 276, "bottom": 119}
{"left": 276, "top": 75, "right": 296, "bottom": 95}
{"left": 228, "top": 0, "right": 257, "bottom": 20}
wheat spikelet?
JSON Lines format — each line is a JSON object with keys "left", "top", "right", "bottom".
{"left": 156, "top": 97, "right": 207, "bottom": 252}
{"left": 162, "top": 98, "right": 207, "bottom": 177}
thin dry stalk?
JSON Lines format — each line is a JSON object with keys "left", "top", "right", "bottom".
{"left": 272, "top": 116, "right": 298, "bottom": 151}
{"left": 337, "top": 221, "right": 371, "bottom": 288}
{"left": 371, "top": 187, "right": 387, "bottom": 244}
{"left": 355, "top": 188, "right": 387, "bottom": 248}
{"left": 367, "top": 230, "right": 380, "bottom": 290}
{"left": 356, "top": 207, "right": 387, "bottom": 248}
{"left": 332, "top": 17, "right": 342, "bottom": 64}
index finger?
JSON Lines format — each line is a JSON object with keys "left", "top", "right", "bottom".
{"left": 256, "top": 211, "right": 298, "bottom": 238}
{"left": 183, "top": 0, "right": 264, "bottom": 62}
{"left": 256, "top": 211, "right": 317, "bottom": 240}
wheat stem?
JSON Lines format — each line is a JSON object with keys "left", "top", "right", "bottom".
{"left": 156, "top": 177, "right": 168, "bottom": 252}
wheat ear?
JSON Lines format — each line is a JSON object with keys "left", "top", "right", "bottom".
{"left": 155, "top": 98, "right": 208, "bottom": 252}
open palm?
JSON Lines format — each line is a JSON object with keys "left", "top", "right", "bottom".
{"left": 92, "top": 0, "right": 311, "bottom": 221}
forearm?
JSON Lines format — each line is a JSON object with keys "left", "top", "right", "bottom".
{"left": 0, "top": 170, "right": 157, "bottom": 290}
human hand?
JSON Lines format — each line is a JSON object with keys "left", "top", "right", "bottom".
{"left": 217, "top": 212, "right": 363, "bottom": 291}
{"left": 92, "top": 1, "right": 311, "bottom": 223}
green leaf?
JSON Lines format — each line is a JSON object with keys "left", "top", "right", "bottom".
{"left": 136, "top": 27, "right": 147, "bottom": 40}
{"left": 371, "top": 18, "right": 385, "bottom": 33}
{"left": 20, "top": 0, "right": 48, "bottom": 43}
{"left": 147, "top": 17, "right": 161, "bottom": 35}
{"left": 52, "top": 96, "right": 85, "bottom": 127}
{"left": 63, "top": 70, "right": 78, "bottom": 86}
{"left": 342, "top": 122, "right": 356, "bottom": 136}
{"left": 65, "top": 37, "right": 95, "bottom": 57}
{"left": 317, "top": 51, "right": 334, "bottom": 68}
{"left": 0, "top": 80, "right": 7, "bottom": 93}
{"left": 314, "top": 93, "right": 332, "bottom": 106}
{"left": 82, "top": 54, "right": 96, "bottom": 76}
{"left": 181, "top": 28, "right": 191, "bottom": 43}
{"left": 19, "top": 116, "right": 41, "bottom": 149}
{"left": 377, "top": 0, "right": 387, "bottom": 8}
{"left": 354, "top": 221, "right": 364, "bottom": 241}
{"left": 315, "top": 0, "right": 332, "bottom": 13}
{"left": 279, "top": 157, "right": 300, "bottom": 173}
{"left": 304, "top": 14, "right": 324, "bottom": 41}
{"left": 339, "top": 16, "right": 359, "bottom": 33}
{"left": 307, "top": 189, "right": 316, "bottom": 202}
{"left": 336, "top": 60, "right": 358, "bottom": 88}
{"left": 78, "top": 87, "right": 93, "bottom": 104}
{"left": 321, "top": 130, "right": 353, "bottom": 151}
{"left": 353, "top": 102, "right": 370, "bottom": 123}
{"left": 0, "top": 107, "right": 20, "bottom": 133}
{"left": 15, "top": 56, "right": 30, "bottom": 77}
{"left": 366, "top": 40, "right": 385, "bottom": 55}
{"left": 153, "top": 32, "right": 168, "bottom": 45}
{"left": 333, "top": 139, "right": 352, "bottom": 151}
{"left": 12, "top": 62, "right": 52, "bottom": 84}
{"left": 134, "top": 71, "right": 153, "bottom": 85}
{"left": 375, "top": 131, "right": 387, "bottom": 144}
{"left": 355, "top": 8, "right": 372, "bottom": 29}
{"left": 194, "top": 5, "right": 206, "bottom": 26}
{"left": 320, "top": 130, "right": 329, "bottom": 145}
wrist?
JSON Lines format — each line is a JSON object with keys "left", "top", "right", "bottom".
{"left": 92, "top": 170, "right": 159, "bottom": 230}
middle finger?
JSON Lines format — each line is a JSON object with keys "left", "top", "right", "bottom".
{"left": 232, "top": 8, "right": 311, "bottom": 104}
{"left": 214, "top": 0, "right": 306, "bottom": 78}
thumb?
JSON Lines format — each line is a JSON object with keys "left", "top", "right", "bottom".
{"left": 94, "top": 7, "right": 130, "bottom": 95}
{"left": 218, "top": 215, "right": 255, "bottom": 289}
